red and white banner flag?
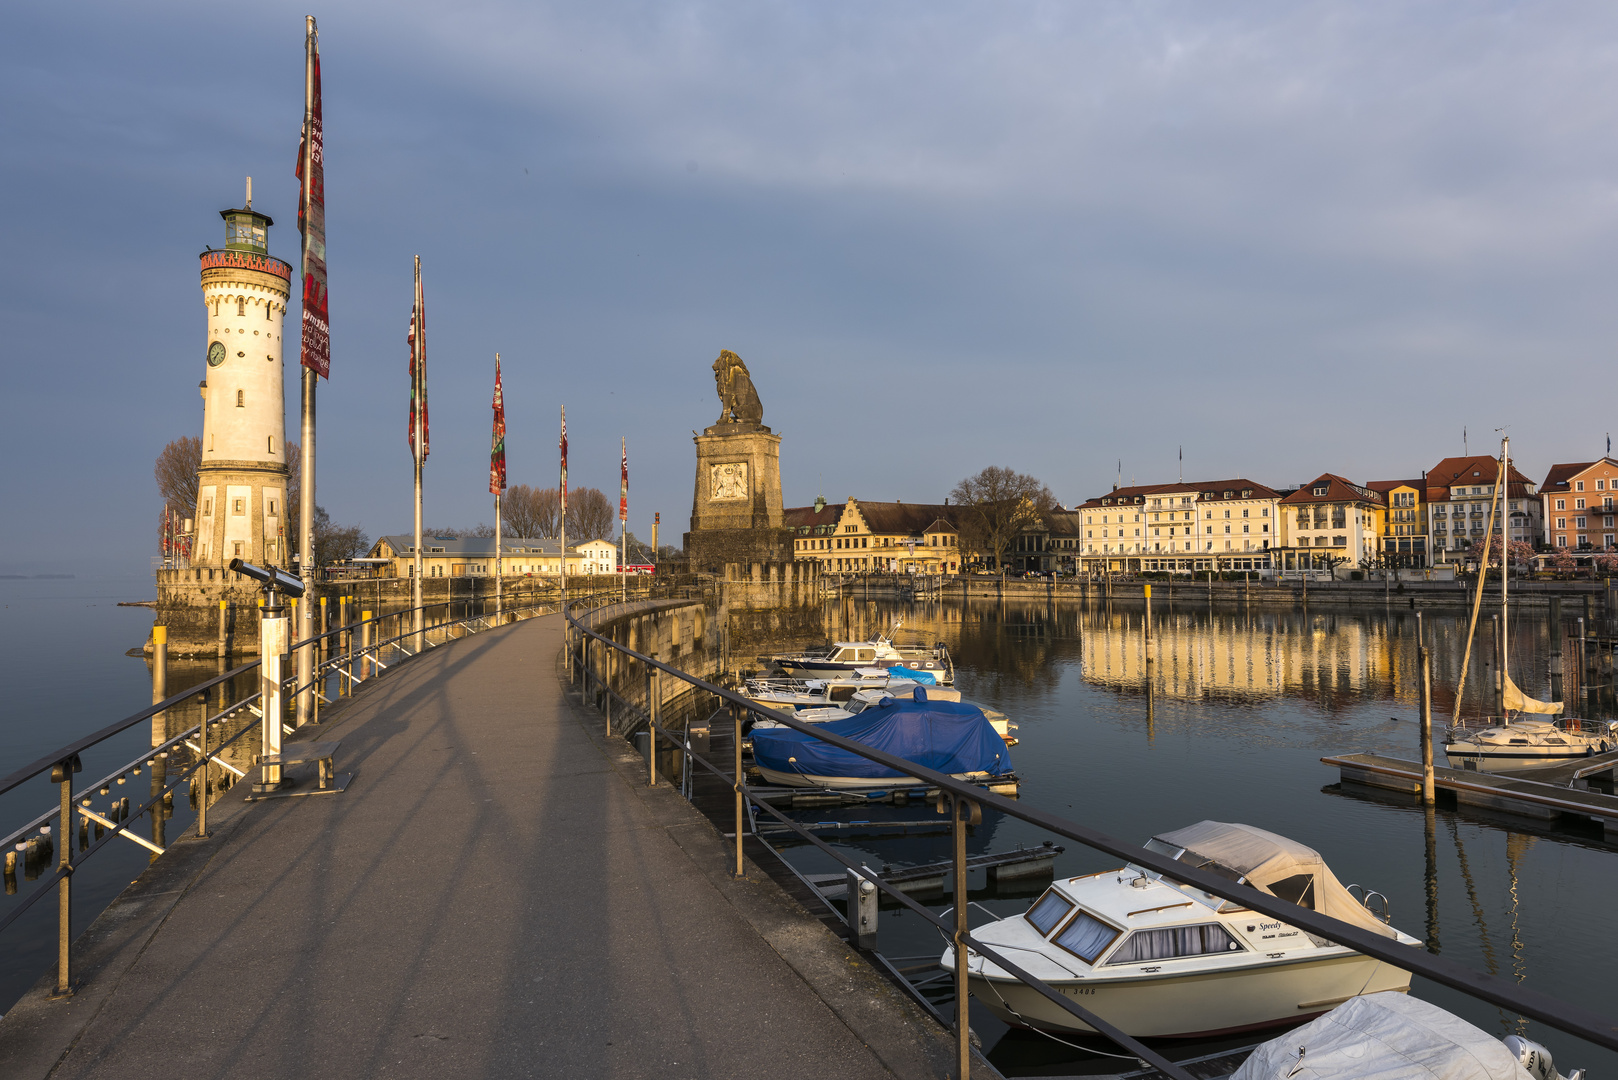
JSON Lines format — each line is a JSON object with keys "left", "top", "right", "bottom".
{"left": 490, "top": 358, "right": 506, "bottom": 495}
{"left": 296, "top": 20, "right": 329, "bottom": 378}
{"left": 559, "top": 406, "right": 568, "bottom": 508}
{"left": 619, "top": 439, "right": 628, "bottom": 522}
{"left": 408, "top": 269, "right": 428, "bottom": 463}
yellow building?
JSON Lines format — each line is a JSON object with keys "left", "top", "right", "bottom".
{"left": 1366, "top": 479, "right": 1428, "bottom": 568}
{"left": 785, "top": 496, "right": 966, "bottom": 573}
{"left": 1075, "top": 480, "right": 1282, "bottom": 574}
{"left": 369, "top": 534, "right": 619, "bottom": 578}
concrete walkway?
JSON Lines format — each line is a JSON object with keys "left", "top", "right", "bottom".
{"left": 0, "top": 614, "right": 962, "bottom": 1079}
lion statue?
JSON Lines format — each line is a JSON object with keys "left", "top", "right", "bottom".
{"left": 712, "top": 350, "right": 764, "bottom": 426}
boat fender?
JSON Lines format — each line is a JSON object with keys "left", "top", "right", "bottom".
{"left": 915, "top": 686, "right": 928, "bottom": 703}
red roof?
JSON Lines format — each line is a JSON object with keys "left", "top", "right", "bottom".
{"left": 783, "top": 503, "right": 842, "bottom": 530}
{"left": 1074, "top": 478, "right": 1280, "bottom": 510}
{"left": 1278, "top": 473, "right": 1385, "bottom": 506}
{"left": 1427, "top": 455, "right": 1532, "bottom": 490}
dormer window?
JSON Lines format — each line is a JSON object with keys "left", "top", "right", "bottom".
{"left": 1242, "top": 489, "right": 1253, "bottom": 497}
{"left": 1312, "top": 485, "right": 1328, "bottom": 497}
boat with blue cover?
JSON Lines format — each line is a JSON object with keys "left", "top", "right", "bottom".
{"left": 749, "top": 689, "right": 1014, "bottom": 789}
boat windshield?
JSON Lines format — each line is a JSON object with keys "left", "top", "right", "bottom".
{"left": 1128, "top": 839, "right": 1249, "bottom": 912}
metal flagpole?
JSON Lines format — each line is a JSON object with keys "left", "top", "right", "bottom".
{"left": 559, "top": 407, "right": 567, "bottom": 607}
{"left": 492, "top": 354, "right": 505, "bottom": 622}
{"left": 620, "top": 437, "right": 627, "bottom": 602}
{"left": 412, "top": 257, "right": 424, "bottom": 652}
{"left": 295, "top": 15, "right": 319, "bottom": 728}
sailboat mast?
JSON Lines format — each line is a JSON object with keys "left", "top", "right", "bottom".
{"left": 1501, "top": 437, "right": 1509, "bottom": 692}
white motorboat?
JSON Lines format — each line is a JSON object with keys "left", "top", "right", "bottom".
{"left": 944, "top": 821, "right": 1418, "bottom": 1038}
{"left": 764, "top": 620, "right": 954, "bottom": 684}
{"left": 1231, "top": 991, "right": 1583, "bottom": 1080}
{"left": 1442, "top": 437, "right": 1614, "bottom": 773}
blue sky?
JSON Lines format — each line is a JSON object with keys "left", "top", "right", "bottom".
{"left": 4, "top": 2, "right": 1618, "bottom": 573}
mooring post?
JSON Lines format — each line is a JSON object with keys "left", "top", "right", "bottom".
{"left": 217, "top": 599, "right": 228, "bottom": 660}
{"left": 1419, "top": 636, "right": 1434, "bottom": 805}
{"left": 733, "top": 702, "right": 744, "bottom": 878}
{"left": 1143, "top": 583, "right": 1153, "bottom": 666}
{"left": 1550, "top": 596, "right": 1564, "bottom": 702}
{"left": 360, "top": 611, "right": 372, "bottom": 682}
{"left": 848, "top": 864, "right": 879, "bottom": 949}
{"left": 50, "top": 754, "right": 80, "bottom": 999}
{"left": 150, "top": 626, "right": 168, "bottom": 748}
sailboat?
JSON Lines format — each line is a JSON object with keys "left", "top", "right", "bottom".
{"left": 1442, "top": 437, "right": 1617, "bottom": 773}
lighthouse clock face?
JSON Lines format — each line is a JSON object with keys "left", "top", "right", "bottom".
{"left": 207, "top": 340, "right": 227, "bottom": 368}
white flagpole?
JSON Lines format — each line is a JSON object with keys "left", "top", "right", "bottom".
{"left": 559, "top": 406, "right": 567, "bottom": 606}
{"left": 494, "top": 353, "right": 503, "bottom": 623}
{"left": 295, "top": 15, "right": 319, "bottom": 728}
{"left": 620, "top": 437, "right": 627, "bottom": 602}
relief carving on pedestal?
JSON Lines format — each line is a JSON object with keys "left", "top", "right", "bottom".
{"left": 710, "top": 462, "right": 749, "bottom": 500}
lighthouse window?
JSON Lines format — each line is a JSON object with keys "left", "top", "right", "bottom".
{"left": 236, "top": 390, "right": 245, "bottom": 407}
{"left": 232, "top": 499, "right": 245, "bottom": 515}
{"left": 237, "top": 298, "right": 245, "bottom": 317}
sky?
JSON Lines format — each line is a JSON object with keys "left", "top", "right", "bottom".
{"left": 4, "top": 1, "right": 1618, "bottom": 574}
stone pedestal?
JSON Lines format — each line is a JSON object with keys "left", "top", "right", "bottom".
{"left": 685, "top": 423, "right": 795, "bottom": 572}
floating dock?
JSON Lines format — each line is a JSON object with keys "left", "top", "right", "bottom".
{"left": 1323, "top": 750, "right": 1618, "bottom": 839}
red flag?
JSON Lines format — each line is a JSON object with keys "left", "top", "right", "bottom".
{"left": 619, "top": 439, "right": 628, "bottom": 522}
{"left": 408, "top": 272, "right": 428, "bottom": 462}
{"left": 559, "top": 406, "right": 568, "bottom": 507}
{"left": 490, "top": 358, "right": 506, "bottom": 495}
{"left": 295, "top": 21, "right": 330, "bottom": 378}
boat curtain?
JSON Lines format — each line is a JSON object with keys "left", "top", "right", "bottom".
{"left": 1106, "top": 923, "right": 1238, "bottom": 964}
{"left": 1503, "top": 674, "right": 1563, "bottom": 715}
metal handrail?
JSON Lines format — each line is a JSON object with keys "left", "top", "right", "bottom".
{"left": 564, "top": 599, "right": 1618, "bottom": 1072}
{"left": 0, "top": 583, "right": 638, "bottom": 999}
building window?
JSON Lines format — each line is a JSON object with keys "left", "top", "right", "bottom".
{"left": 1577, "top": 517, "right": 1587, "bottom": 529}
{"left": 232, "top": 498, "right": 245, "bottom": 514}
{"left": 237, "top": 297, "right": 245, "bottom": 317}
{"left": 237, "top": 390, "right": 244, "bottom": 407}
{"left": 1558, "top": 535, "right": 1568, "bottom": 547}
{"left": 268, "top": 499, "right": 276, "bottom": 514}
{"left": 1577, "top": 481, "right": 1585, "bottom": 491}
{"left": 1577, "top": 499, "right": 1586, "bottom": 510}
{"left": 233, "top": 542, "right": 243, "bottom": 558}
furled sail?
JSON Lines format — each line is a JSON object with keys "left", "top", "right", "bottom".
{"left": 1503, "top": 674, "right": 1563, "bottom": 715}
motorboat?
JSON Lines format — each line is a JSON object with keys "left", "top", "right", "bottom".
{"left": 748, "top": 682, "right": 1019, "bottom": 744}
{"left": 1441, "top": 437, "right": 1615, "bottom": 773}
{"left": 764, "top": 621, "right": 954, "bottom": 684}
{"left": 743, "top": 669, "right": 917, "bottom": 713}
{"left": 1231, "top": 991, "right": 1583, "bottom": 1080}
{"left": 749, "top": 692, "right": 1013, "bottom": 789}
{"left": 944, "top": 820, "right": 1418, "bottom": 1038}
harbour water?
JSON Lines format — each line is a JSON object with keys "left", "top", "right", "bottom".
{"left": 3, "top": 581, "right": 1615, "bottom": 1080}
{"left": 776, "top": 595, "right": 1618, "bottom": 1077}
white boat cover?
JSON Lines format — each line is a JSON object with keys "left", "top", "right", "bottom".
{"left": 1230, "top": 992, "right": 1533, "bottom": 1080}
{"left": 1153, "top": 821, "right": 1398, "bottom": 938}
{"left": 1503, "top": 674, "right": 1563, "bottom": 715}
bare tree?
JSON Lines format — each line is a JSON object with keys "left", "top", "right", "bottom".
{"left": 565, "top": 487, "right": 615, "bottom": 542}
{"left": 309, "top": 505, "right": 372, "bottom": 568}
{"left": 948, "top": 467, "right": 1055, "bottom": 571}
{"left": 503, "top": 485, "right": 561, "bottom": 538}
{"left": 154, "top": 437, "right": 201, "bottom": 517}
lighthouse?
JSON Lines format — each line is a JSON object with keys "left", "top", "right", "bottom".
{"left": 192, "top": 181, "right": 294, "bottom": 569}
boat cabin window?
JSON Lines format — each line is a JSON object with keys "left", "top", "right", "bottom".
{"left": 1105, "top": 923, "right": 1242, "bottom": 965}
{"left": 1052, "top": 910, "right": 1120, "bottom": 964}
{"left": 1267, "top": 873, "right": 1315, "bottom": 910}
{"left": 1025, "top": 889, "right": 1073, "bottom": 935}
{"left": 855, "top": 649, "right": 876, "bottom": 663}
{"left": 832, "top": 649, "right": 853, "bottom": 661}
{"left": 829, "top": 686, "right": 858, "bottom": 702}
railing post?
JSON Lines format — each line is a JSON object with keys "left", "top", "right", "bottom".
{"left": 198, "top": 691, "right": 210, "bottom": 839}
{"left": 951, "top": 793, "right": 981, "bottom": 1079}
{"left": 360, "top": 612, "right": 372, "bottom": 681}
{"left": 647, "top": 666, "right": 657, "bottom": 787}
{"left": 50, "top": 753, "right": 80, "bottom": 998}
{"left": 732, "top": 702, "right": 744, "bottom": 877}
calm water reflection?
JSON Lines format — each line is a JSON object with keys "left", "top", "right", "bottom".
{"left": 790, "top": 596, "right": 1617, "bottom": 1076}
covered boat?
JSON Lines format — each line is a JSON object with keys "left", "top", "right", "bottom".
{"left": 1231, "top": 992, "right": 1580, "bottom": 1080}
{"left": 946, "top": 821, "right": 1418, "bottom": 1037}
{"left": 749, "top": 692, "right": 1013, "bottom": 788}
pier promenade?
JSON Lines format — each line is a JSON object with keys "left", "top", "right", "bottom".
{"left": 0, "top": 614, "right": 961, "bottom": 1079}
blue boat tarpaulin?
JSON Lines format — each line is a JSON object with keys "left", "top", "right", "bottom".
{"left": 887, "top": 665, "right": 938, "bottom": 684}
{"left": 752, "top": 694, "right": 1012, "bottom": 780}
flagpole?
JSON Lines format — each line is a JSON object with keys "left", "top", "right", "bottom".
{"left": 493, "top": 353, "right": 504, "bottom": 623}
{"left": 412, "top": 256, "right": 424, "bottom": 652}
{"left": 295, "top": 14, "right": 318, "bottom": 729}
{"left": 559, "top": 406, "right": 567, "bottom": 608}
{"left": 620, "top": 437, "right": 627, "bottom": 602}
